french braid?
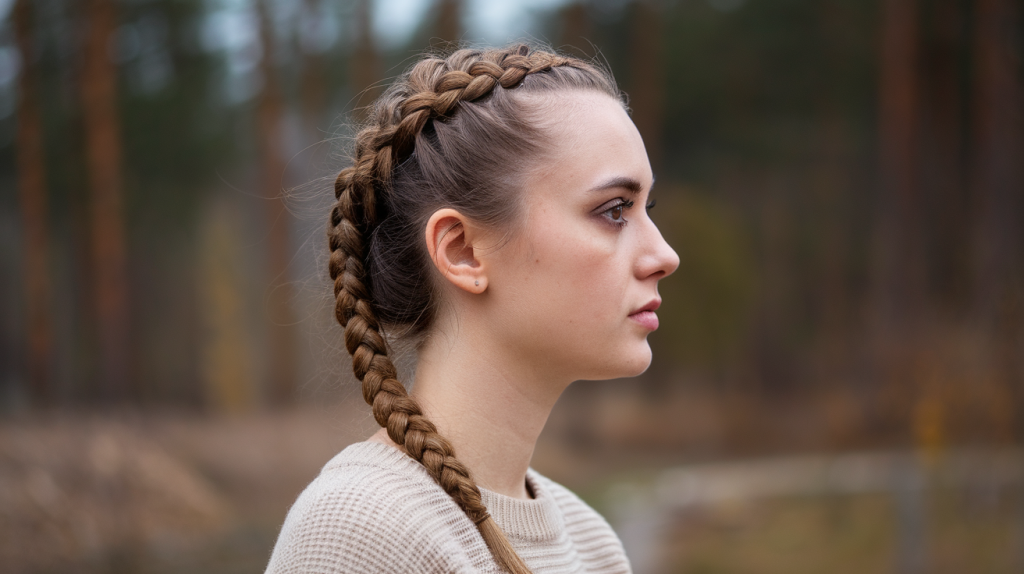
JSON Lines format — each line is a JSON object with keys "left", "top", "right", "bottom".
{"left": 327, "top": 44, "right": 619, "bottom": 573}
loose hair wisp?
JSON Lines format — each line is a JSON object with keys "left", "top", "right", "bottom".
{"left": 327, "top": 44, "right": 620, "bottom": 573}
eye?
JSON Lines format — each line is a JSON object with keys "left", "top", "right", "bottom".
{"left": 646, "top": 198, "right": 656, "bottom": 211}
{"left": 600, "top": 199, "right": 634, "bottom": 227}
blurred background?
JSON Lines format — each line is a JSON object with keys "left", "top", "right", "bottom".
{"left": 1, "top": 0, "right": 1022, "bottom": 572}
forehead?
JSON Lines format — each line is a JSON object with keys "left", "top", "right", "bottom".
{"left": 520, "top": 91, "right": 653, "bottom": 195}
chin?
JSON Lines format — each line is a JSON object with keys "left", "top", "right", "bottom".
{"left": 625, "top": 337, "right": 654, "bottom": 374}
{"left": 585, "top": 342, "right": 652, "bottom": 380}
{"left": 623, "top": 349, "right": 653, "bottom": 377}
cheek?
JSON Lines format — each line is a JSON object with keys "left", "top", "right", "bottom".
{"left": 514, "top": 221, "right": 633, "bottom": 355}
{"left": 552, "top": 239, "right": 623, "bottom": 323}
{"left": 528, "top": 221, "right": 653, "bottom": 378}
{"left": 490, "top": 209, "right": 651, "bottom": 379}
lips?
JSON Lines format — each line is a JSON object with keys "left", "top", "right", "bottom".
{"left": 629, "top": 299, "right": 661, "bottom": 330}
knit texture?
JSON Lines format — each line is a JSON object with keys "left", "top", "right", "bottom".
{"left": 265, "top": 441, "right": 631, "bottom": 573}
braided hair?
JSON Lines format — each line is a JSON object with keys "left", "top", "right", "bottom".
{"left": 327, "top": 44, "right": 621, "bottom": 573}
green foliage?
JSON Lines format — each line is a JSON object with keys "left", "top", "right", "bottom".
{"left": 659, "top": 0, "right": 875, "bottom": 179}
{"left": 115, "top": 0, "right": 240, "bottom": 229}
{"left": 566, "top": 0, "right": 876, "bottom": 183}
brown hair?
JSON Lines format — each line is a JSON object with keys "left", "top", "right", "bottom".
{"left": 327, "top": 44, "right": 621, "bottom": 573}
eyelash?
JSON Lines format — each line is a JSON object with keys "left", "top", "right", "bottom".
{"left": 601, "top": 198, "right": 657, "bottom": 227}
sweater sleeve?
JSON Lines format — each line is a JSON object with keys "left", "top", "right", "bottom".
{"left": 264, "top": 464, "right": 489, "bottom": 574}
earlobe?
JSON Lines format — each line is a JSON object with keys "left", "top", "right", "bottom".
{"left": 424, "top": 208, "right": 488, "bottom": 294}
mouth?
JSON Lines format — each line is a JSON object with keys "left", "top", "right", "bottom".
{"left": 628, "top": 299, "right": 661, "bottom": 331}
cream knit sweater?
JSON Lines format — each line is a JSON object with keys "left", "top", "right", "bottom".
{"left": 264, "top": 441, "right": 631, "bottom": 573}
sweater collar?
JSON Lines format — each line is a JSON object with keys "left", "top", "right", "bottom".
{"left": 333, "top": 441, "right": 564, "bottom": 542}
{"left": 480, "top": 470, "right": 563, "bottom": 542}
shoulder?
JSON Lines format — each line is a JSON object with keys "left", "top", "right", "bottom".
{"left": 528, "top": 470, "right": 633, "bottom": 573}
{"left": 265, "top": 442, "right": 496, "bottom": 574}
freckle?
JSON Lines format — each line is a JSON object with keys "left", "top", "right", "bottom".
{"left": 535, "top": 259, "right": 540, "bottom": 264}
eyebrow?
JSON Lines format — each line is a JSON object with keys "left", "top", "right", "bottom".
{"left": 588, "top": 174, "right": 655, "bottom": 195}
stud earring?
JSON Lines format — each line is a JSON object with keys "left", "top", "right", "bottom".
{"left": 475, "top": 280, "right": 480, "bottom": 286}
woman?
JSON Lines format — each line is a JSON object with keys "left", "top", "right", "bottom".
{"left": 266, "top": 44, "right": 679, "bottom": 573}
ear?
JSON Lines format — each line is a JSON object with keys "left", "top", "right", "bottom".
{"left": 424, "top": 208, "right": 488, "bottom": 294}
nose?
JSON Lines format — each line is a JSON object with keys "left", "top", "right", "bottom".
{"left": 637, "top": 217, "right": 680, "bottom": 280}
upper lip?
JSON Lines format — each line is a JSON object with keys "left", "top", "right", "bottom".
{"left": 630, "top": 299, "right": 661, "bottom": 315}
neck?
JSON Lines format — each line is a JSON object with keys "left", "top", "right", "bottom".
{"left": 369, "top": 315, "right": 569, "bottom": 500}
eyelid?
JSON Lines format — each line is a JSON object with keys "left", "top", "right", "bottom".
{"left": 594, "top": 197, "right": 632, "bottom": 213}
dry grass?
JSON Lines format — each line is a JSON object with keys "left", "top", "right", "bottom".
{"left": 1, "top": 396, "right": 1020, "bottom": 573}
{"left": 663, "top": 489, "right": 1021, "bottom": 574}
{"left": 0, "top": 401, "right": 376, "bottom": 574}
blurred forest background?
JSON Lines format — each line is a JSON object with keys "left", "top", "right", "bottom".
{"left": 1, "top": 0, "right": 1022, "bottom": 572}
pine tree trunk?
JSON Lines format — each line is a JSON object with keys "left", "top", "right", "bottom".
{"left": 258, "top": 0, "right": 296, "bottom": 406}
{"left": 969, "top": 0, "right": 1024, "bottom": 442}
{"left": 628, "top": 1, "right": 665, "bottom": 172}
{"left": 970, "top": 0, "right": 1024, "bottom": 322}
{"left": 875, "top": 0, "right": 923, "bottom": 328}
{"left": 351, "top": 0, "right": 381, "bottom": 119}
{"left": 15, "top": 0, "right": 52, "bottom": 406}
{"left": 81, "top": 0, "right": 130, "bottom": 401}
{"left": 435, "top": 0, "right": 463, "bottom": 47}
{"left": 300, "top": 0, "right": 327, "bottom": 142}
{"left": 926, "top": 0, "right": 968, "bottom": 311}
{"left": 200, "top": 196, "right": 254, "bottom": 413}
{"left": 559, "top": 2, "right": 594, "bottom": 58}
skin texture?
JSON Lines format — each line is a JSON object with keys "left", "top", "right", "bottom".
{"left": 370, "top": 91, "right": 680, "bottom": 499}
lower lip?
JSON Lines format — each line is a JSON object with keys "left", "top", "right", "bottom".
{"left": 629, "top": 310, "right": 659, "bottom": 331}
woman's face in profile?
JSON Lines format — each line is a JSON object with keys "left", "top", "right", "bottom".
{"left": 481, "top": 90, "right": 680, "bottom": 383}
